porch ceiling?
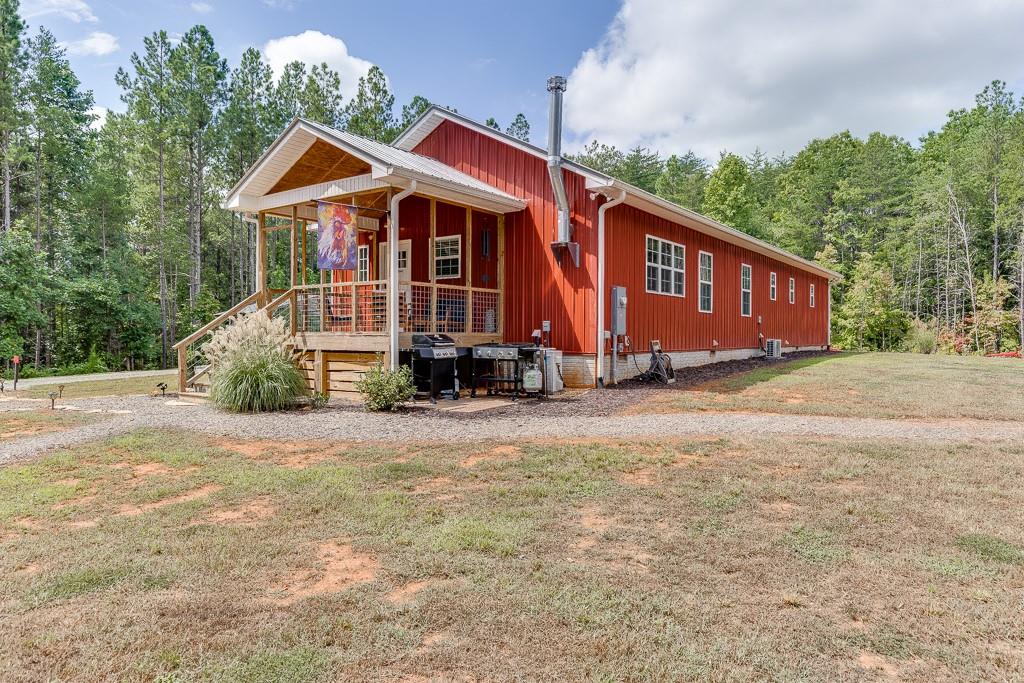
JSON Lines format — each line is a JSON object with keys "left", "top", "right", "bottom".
{"left": 224, "top": 118, "right": 527, "bottom": 215}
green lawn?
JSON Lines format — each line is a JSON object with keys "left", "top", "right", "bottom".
{"left": 14, "top": 375, "right": 169, "bottom": 400}
{"left": 633, "top": 352, "right": 1024, "bottom": 420}
{"left": 2, "top": 429, "right": 1023, "bottom": 681}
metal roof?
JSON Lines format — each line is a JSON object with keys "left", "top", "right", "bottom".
{"left": 395, "top": 106, "right": 842, "bottom": 281}
{"left": 224, "top": 118, "right": 527, "bottom": 214}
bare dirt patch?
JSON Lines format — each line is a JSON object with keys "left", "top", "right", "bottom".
{"left": 214, "top": 438, "right": 343, "bottom": 469}
{"left": 460, "top": 444, "right": 522, "bottom": 468}
{"left": 621, "top": 467, "right": 656, "bottom": 486}
{"left": 116, "top": 484, "right": 222, "bottom": 517}
{"left": 267, "top": 540, "right": 379, "bottom": 606}
{"left": 856, "top": 651, "right": 900, "bottom": 680}
{"left": 386, "top": 579, "right": 432, "bottom": 605}
{"left": 202, "top": 497, "right": 276, "bottom": 526}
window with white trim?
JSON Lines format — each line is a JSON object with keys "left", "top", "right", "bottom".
{"left": 769, "top": 272, "right": 777, "bottom": 301}
{"left": 356, "top": 244, "right": 369, "bottom": 282}
{"left": 645, "top": 235, "right": 685, "bottom": 296}
{"left": 788, "top": 276, "right": 796, "bottom": 304}
{"left": 809, "top": 283, "right": 816, "bottom": 308}
{"left": 434, "top": 235, "right": 461, "bottom": 279}
{"left": 740, "top": 264, "right": 752, "bottom": 317}
{"left": 698, "top": 251, "right": 713, "bottom": 313}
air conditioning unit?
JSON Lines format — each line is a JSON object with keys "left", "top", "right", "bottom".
{"left": 765, "top": 339, "right": 783, "bottom": 359}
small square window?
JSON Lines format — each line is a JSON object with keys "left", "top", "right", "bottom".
{"left": 435, "top": 235, "right": 461, "bottom": 279}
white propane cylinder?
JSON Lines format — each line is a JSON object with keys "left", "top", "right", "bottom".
{"left": 522, "top": 365, "right": 543, "bottom": 393}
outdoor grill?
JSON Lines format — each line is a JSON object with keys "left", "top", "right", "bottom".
{"left": 470, "top": 343, "right": 540, "bottom": 399}
{"left": 402, "top": 334, "right": 460, "bottom": 403}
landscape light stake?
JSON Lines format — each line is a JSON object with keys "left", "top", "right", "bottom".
{"left": 58, "top": 384, "right": 65, "bottom": 398}
{"left": 0, "top": 378, "right": 4, "bottom": 393}
{"left": 156, "top": 382, "right": 167, "bottom": 397}
{"left": 48, "top": 392, "right": 58, "bottom": 410}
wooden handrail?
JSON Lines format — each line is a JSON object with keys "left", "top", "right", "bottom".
{"left": 263, "top": 288, "right": 294, "bottom": 316}
{"left": 172, "top": 291, "right": 259, "bottom": 350}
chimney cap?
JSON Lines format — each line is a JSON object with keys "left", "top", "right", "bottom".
{"left": 546, "top": 75, "right": 567, "bottom": 92}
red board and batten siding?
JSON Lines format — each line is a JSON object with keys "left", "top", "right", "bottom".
{"left": 413, "top": 118, "right": 830, "bottom": 356}
{"left": 413, "top": 119, "right": 598, "bottom": 354}
{"left": 604, "top": 204, "right": 830, "bottom": 352}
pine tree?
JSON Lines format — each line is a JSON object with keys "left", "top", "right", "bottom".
{"left": 0, "top": 0, "right": 26, "bottom": 234}
{"left": 271, "top": 60, "right": 306, "bottom": 131}
{"left": 505, "top": 113, "right": 529, "bottom": 142}
{"left": 399, "top": 95, "right": 431, "bottom": 131}
{"left": 302, "top": 62, "right": 342, "bottom": 127}
{"left": 656, "top": 152, "right": 708, "bottom": 211}
{"left": 484, "top": 117, "right": 500, "bottom": 130}
{"left": 169, "top": 25, "right": 226, "bottom": 312}
{"left": 343, "top": 65, "right": 396, "bottom": 141}
{"left": 116, "top": 30, "right": 177, "bottom": 367}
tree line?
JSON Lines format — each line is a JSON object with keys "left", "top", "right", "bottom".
{"left": 568, "top": 81, "right": 1024, "bottom": 354}
{"left": 2, "top": 0, "right": 1022, "bottom": 375}
{"left": 0, "top": 0, "right": 530, "bottom": 373}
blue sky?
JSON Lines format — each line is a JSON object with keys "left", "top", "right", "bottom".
{"left": 19, "top": 0, "right": 1024, "bottom": 159}
{"left": 24, "top": 0, "right": 619, "bottom": 145}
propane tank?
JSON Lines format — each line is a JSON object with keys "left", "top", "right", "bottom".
{"left": 522, "top": 364, "right": 543, "bottom": 393}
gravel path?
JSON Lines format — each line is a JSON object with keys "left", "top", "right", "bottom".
{"left": 9, "top": 368, "right": 176, "bottom": 389}
{"left": 3, "top": 391, "right": 1023, "bottom": 465}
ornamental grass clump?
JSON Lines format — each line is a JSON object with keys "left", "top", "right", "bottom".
{"left": 204, "top": 313, "right": 308, "bottom": 413}
{"left": 355, "top": 359, "right": 416, "bottom": 412}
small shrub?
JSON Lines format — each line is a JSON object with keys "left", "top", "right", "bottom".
{"left": 904, "top": 319, "right": 937, "bottom": 354}
{"left": 205, "top": 313, "right": 307, "bottom": 413}
{"left": 355, "top": 360, "right": 415, "bottom": 412}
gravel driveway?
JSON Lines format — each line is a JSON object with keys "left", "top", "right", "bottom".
{"left": 3, "top": 390, "right": 1023, "bottom": 465}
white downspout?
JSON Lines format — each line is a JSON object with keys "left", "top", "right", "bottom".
{"left": 388, "top": 181, "right": 417, "bottom": 370}
{"left": 594, "top": 188, "right": 627, "bottom": 388}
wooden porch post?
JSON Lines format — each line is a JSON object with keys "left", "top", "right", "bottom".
{"left": 497, "top": 214, "right": 506, "bottom": 339}
{"left": 429, "top": 199, "right": 437, "bottom": 333}
{"left": 290, "top": 206, "right": 298, "bottom": 335}
{"left": 465, "top": 208, "right": 473, "bottom": 334}
{"left": 256, "top": 211, "right": 268, "bottom": 305}
{"left": 300, "top": 218, "right": 307, "bottom": 286}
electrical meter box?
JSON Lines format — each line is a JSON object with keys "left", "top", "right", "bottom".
{"left": 611, "top": 286, "right": 627, "bottom": 337}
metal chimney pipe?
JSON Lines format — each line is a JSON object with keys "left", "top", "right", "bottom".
{"left": 546, "top": 76, "right": 575, "bottom": 263}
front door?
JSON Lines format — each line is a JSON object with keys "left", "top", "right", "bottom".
{"left": 378, "top": 239, "right": 412, "bottom": 282}
{"left": 380, "top": 239, "right": 413, "bottom": 332}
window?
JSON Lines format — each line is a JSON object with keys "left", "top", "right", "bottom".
{"left": 698, "top": 251, "right": 713, "bottom": 313}
{"left": 809, "top": 283, "right": 816, "bottom": 308}
{"left": 356, "top": 245, "right": 369, "bottom": 282}
{"left": 788, "top": 276, "right": 796, "bottom": 304}
{"left": 434, "top": 235, "right": 461, "bottom": 279}
{"left": 769, "top": 272, "right": 777, "bottom": 301}
{"left": 645, "top": 235, "right": 685, "bottom": 296}
{"left": 740, "top": 264, "right": 752, "bottom": 317}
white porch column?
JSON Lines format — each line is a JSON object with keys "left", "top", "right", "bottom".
{"left": 388, "top": 181, "right": 417, "bottom": 369}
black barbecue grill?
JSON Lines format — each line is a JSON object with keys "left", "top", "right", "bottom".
{"left": 401, "top": 334, "right": 461, "bottom": 403}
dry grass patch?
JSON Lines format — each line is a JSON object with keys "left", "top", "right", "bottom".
{"left": 0, "top": 409, "right": 93, "bottom": 439}
{"left": 631, "top": 352, "right": 1024, "bottom": 421}
{"left": 0, "top": 429, "right": 1023, "bottom": 680}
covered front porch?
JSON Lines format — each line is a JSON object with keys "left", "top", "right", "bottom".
{"left": 175, "top": 118, "right": 526, "bottom": 395}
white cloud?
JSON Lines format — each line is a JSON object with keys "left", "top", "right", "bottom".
{"left": 190, "top": 1, "right": 213, "bottom": 13}
{"left": 21, "top": 0, "right": 97, "bottom": 23}
{"left": 62, "top": 31, "right": 118, "bottom": 56}
{"left": 263, "top": 30, "right": 374, "bottom": 99}
{"left": 565, "top": 0, "right": 1024, "bottom": 159}
{"left": 88, "top": 105, "right": 107, "bottom": 130}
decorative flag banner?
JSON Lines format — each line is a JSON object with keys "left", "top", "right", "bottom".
{"left": 317, "top": 201, "right": 358, "bottom": 270}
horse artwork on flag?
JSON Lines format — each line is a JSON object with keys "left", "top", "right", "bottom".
{"left": 317, "top": 201, "right": 358, "bottom": 270}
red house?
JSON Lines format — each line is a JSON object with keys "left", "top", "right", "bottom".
{"left": 177, "top": 78, "right": 838, "bottom": 396}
